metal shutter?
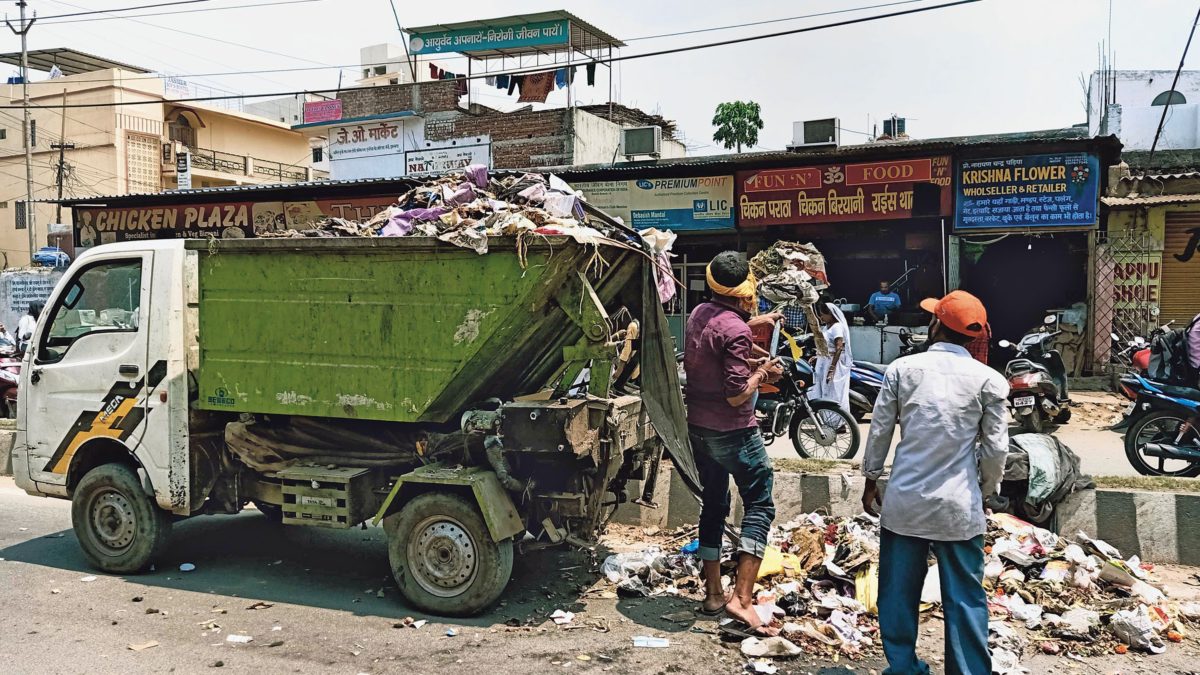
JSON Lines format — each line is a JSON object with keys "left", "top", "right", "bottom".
{"left": 1162, "top": 213, "right": 1200, "bottom": 326}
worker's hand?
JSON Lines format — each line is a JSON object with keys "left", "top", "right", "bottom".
{"left": 862, "top": 480, "right": 881, "bottom": 517}
{"left": 748, "top": 312, "right": 784, "bottom": 329}
{"left": 759, "top": 358, "right": 783, "bottom": 384}
{"left": 825, "top": 367, "right": 835, "bottom": 385}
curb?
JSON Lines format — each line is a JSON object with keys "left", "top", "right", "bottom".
{"left": 0, "top": 430, "right": 13, "bottom": 477}
{"left": 611, "top": 462, "right": 1196, "bottom": 564}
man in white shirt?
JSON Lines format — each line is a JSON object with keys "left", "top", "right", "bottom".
{"left": 861, "top": 290, "right": 1009, "bottom": 675}
{"left": 16, "top": 302, "right": 42, "bottom": 356}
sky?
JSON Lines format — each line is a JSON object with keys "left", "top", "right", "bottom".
{"left": 11, "top": 0, "right": 1200, "bottom": 154}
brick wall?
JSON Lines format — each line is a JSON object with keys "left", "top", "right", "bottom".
{"left": 336, "top": 80, "right": 460, "bottom": 118}
{"left": 424, "top": 108, "right": 574, "bottom": 169}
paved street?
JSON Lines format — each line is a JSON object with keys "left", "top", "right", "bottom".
{"left": 5, "top": 474, "right": 1200, "bottom": 675}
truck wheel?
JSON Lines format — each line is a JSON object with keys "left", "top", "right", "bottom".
{"left": 71, "top": 463, "right": 171, "bottom": 574}
{"left": 384, "top": 492, "right": 513, "bottom": 617}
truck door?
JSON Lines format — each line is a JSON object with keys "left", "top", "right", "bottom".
{"left": 24, "top": 253, "right": 152, "bottom": 488}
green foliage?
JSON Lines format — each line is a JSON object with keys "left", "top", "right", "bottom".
{"left": 712, "top": 100, "right": 764, "bottom": 153}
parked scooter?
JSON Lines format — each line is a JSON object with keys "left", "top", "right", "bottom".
{"left": 897, "top": 328, "right": 927, "bottom": 357}
{"left": 848, "top": 361, "right": 885, "bottom": 422}
{"left": 1121, "top": 373, "right": 1200, "bottom": 477}
{"left": 0, "top": 335, "right": 19, "bottom": 418}
{"left": 998, "top": 315, "right": 1071, "bottom": 433}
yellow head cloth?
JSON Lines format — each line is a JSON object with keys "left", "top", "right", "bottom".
{"left": 706, "top": 263, "right": 758, "bottom": 312}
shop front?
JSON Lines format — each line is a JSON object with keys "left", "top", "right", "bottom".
{"left": 952, "top": 150, "right": 1102, "bottom": 371}
{"left": 734, "top": 155, "right": 955, "bottom": 362}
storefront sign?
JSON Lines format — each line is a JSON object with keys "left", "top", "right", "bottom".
{"left": 175, "top": 151, "right": 191, "bottom": 190}
{"left": 404, "top": 142, "right": 491, "bottom": 174}
{"left": 574, "top": 176, "right": 735, "bottom": 231}
{"left": 328, "top": 118, "right": 409, "bottom": 161}
{"left": 409, "top": 19, "right": 569, "bottom": 54}
{"left": 735, "top": 157, "right": 952, "bottom": 227}
{"left": 954, "top": 152, "right": 1100, "bottom": 230}
{"left": 73, "top": 196, "right": 398, "bottom": 247}
{"left": 303, "top": 99, "right": 342, "bottom": 124}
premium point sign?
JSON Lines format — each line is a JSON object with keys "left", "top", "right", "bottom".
{"left": 573, "top": 176, "right": 735, "bottom": 231}
{"left": 735, "top": 156, "right": 952, "bottom": 227}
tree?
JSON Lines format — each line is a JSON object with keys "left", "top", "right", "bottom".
{"left": 712, "top": 101, "right": 764, "bottom": 153}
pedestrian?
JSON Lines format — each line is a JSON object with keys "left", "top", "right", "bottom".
{"left": 17, "top": 302, "right": 42, "bottom": 356}
{"left": 684, "top": 251, "right": 783, "bottom": 636}
{"left": 812, "top": 301, "right": 852, "bottom": 417}
{"left": 860, "top": 290, "right": 1009, "bottom": 675}
{"left": 1187, "top": 311, "right": 1200, "bottom": 386}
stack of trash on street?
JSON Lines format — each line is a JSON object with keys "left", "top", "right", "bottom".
{"left": 256, "top": 165, "right": 637, "bottom": 256}
{"left": 601, "top": 511, "right": 1195, "bottom": 670}
{"left": 747, "top": 240, "right": 828, "bottom": 353}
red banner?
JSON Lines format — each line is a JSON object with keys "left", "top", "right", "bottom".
{"left": 736, "top": 156, "right": 953, "bottom": 227}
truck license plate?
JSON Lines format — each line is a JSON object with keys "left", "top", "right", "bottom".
{"left": 300, "top": 495, "right": 334, "bottom": 507}
{"left": 1013, "top": 396, "right": 1035, "bottom": 408}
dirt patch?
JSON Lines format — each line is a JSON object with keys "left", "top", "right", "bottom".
{"left": 1068, "top": 391, "right": 1127, "bottom": 430}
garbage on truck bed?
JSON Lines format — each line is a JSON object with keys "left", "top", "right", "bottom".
{"left": 602, "top": 512, "right": 1194, "bottom": 668}
{"left": 256, "top": 167, "right": 636, "bottom": 257}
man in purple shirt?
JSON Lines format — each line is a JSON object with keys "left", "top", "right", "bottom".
{"left": 1188, "top": 312, "right": 1200, "bottom": 377}
{"left": 685, "top": 251, "right": 782, "bottom": 635}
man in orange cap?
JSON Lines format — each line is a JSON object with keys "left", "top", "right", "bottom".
{"left": 861, "top": 290, "right": 1009, "bottom": 675}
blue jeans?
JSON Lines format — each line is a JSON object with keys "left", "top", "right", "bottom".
{"left": 878, "top": 529, "right": 990, "bottom": 675}
{"left": 689, "top": 425, "right": 775, "bottom": 561}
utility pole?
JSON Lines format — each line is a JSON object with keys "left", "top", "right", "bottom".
{"left": 5, "top": 1, "right": 36, "bottom": 263}
{"left": 52, "top": 89, "right": 73, "bottom": 225}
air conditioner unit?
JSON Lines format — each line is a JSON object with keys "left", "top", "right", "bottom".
{"left": 620, "top": 126, "right": 661, "bottom": 158}
{"left": 789, "top": 118, "right": 840, "bottom": 149}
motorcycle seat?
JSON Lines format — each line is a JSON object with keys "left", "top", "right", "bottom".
{"left": 1156, "top": 383, "right": 1200, "bottom": 402}
{"left": 854, "top": 361, "right": 887, "bottom": 376}
{"left": 1005, "top": 358, "right": 1048, "bottom": 376}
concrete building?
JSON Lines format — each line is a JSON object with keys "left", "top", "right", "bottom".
{"left": 1089, "top": 70, "right": 1200, "bottom": 150}
{"left": 0, "top": 48, "right": 325, "bottom": 265}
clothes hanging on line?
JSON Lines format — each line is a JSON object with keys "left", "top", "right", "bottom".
{"left": 586, "top": 63, "right": 596, "bottom": 86}
{"left": 518, "top": 71, "right": 555, "bottom": 103}
{"left": 555, "top": 68, "right": 567, "bottom": 89}
{"left": 508, "top": 75, "right": 522, "bottom": 96}
{"left": 485, "top": 76, "right": 496, "bottom": 87}
{"left": 496, "top": 74, "right": 510, "bottom": 90}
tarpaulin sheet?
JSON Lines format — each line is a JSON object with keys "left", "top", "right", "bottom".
{"left": 640, "top": 260, "right": 701, "bottom": 496}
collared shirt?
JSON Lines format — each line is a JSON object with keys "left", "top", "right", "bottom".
{"left": 758, "top": 298, "right": 807, "bottom": 333}
{"left": 868, "top": 291, "right": 902, "bottom": 316}
{"left": 685, "top": 301, "right": 756, "bottom": 432}
{"left": 862, "top": 342, "right": 1010, "bottom": 541}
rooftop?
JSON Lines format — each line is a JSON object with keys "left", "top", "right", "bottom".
{"left": 0, "top": 47, "right": 151, "bottom": 75}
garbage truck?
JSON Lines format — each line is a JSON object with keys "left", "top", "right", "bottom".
{"left": 11, "top": 234, "right": 691, "bottom": 615}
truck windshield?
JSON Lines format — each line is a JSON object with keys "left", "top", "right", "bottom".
{"left": 39, "top": 259, "right": 142, "bottom": 364}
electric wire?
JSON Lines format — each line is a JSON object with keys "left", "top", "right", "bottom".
{"left": 39, "top": 0, "right": 318, "bottom": 24}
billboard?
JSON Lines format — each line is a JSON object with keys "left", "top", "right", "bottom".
{"left": 409, "top": 19, "right": 568, "bottom": 55}
{"left": 954, "top": 152, "right": 1100, "bottom": 230}
{"left": 574, "top": 176, "right": 735, "bottom": 231}
{"left": 735, "top": 156, "right": 953, "bottom": 227}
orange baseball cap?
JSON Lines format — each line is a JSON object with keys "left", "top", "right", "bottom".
{"left": 919, "top": 290, "right": 988, "bottom": 338}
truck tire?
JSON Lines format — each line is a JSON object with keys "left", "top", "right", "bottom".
{"left": 384, "top": 492, "right": 513, "bottom": 617}
{"left": 71, "top": 463, "right": 172, "bottom": 574}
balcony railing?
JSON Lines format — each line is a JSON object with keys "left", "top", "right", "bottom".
{"left": 172, "top": 145, "right": 315, "bottom": 184}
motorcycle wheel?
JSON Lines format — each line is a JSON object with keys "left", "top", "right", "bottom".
{"left": 790, "top": 401, "right": 860, "bottom": 460}
{"left": 1124, "top": 410, "right": 1200, "bottom": 477}
{"left": 1020, "top": 409, "right": 1044, "bottom": 434}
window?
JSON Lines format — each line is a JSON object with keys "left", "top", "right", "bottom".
{"left": 1153, "top": 90, "right": 1187, "bottom": 106}
{"left": 0, "top": 201, "right": 7, "bottom": 208}
{"left": 125, "top": 133, "right": 162, "bottom": 193}
{"left": 39, "top": 259, "right": 142, "bottom": 364}
{"left": 312, "top": 146, "right": 324, "bottom": 163}
{"left": 0, "top": 129, "right": 6, "bottom": 140}
{"left": 374, "top": 65, "right": 387, "bottom": 76}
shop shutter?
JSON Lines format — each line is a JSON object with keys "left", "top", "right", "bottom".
{"left": 1161, "top": 213, "right": 1200, "bottom": 325}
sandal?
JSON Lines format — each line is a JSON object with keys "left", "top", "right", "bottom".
{"left": 717, "top": 618, "right": 774, "bottom": 640}
{"left": 698, "top": 601, "right": 727, "bottom": 616}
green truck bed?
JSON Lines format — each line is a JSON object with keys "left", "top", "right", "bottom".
{"left": 188, "top": 236, "right": 644, "bottom": 424}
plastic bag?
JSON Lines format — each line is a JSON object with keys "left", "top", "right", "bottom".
{"left": 1110, "top": 607, "right": 1167, "bottom": 654}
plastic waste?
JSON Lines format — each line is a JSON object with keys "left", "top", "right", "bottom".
{"left": 680, "top": 539, "right": 700, "bottom": 554}
{"left": 756, "top": 545, "right": 784, "bottom": 579}
{"left": 1111, "top": 607, "right": 1167, "bottom": 654}
{"left": 740, "top": 636, "right": 802, "bottom": 658}
{"left": 920, "top": 564, "right": 941, "bottom": 605}
{"left": 631, "top": 636, "right": 670, "bottom": 648}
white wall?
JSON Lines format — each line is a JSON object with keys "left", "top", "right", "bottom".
{"left": 572, "top": 110, "right": 687, "bottom": 165}
{"left": 1088, "top": 70, "right": 1200, "bottom": 149}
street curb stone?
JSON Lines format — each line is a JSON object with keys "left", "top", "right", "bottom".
{"left": 0, "top": 430, "right": 14, "bottom": 477}
{"left": 611, "top": 462, "right": 1200, "bottom": 564}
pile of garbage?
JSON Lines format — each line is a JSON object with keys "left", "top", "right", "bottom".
{"left": 257, "top": 166, "right": 635, "bottom": 256}
{"left": 601, "top": 512, "right": 1195, "bottom": 669}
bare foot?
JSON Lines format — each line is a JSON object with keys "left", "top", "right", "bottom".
{"left": 701, "top": 589, "right": 733, "bottom": 613}
{"left": 725, "top": 595, "right": 780, "bottom": 636}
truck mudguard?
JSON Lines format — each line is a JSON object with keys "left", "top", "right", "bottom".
{"left": 373, "top": 464, "right": 525, "bottom": 542}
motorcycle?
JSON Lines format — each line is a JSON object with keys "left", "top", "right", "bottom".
{"left": 897, "top": 328, "right": 927, "bottom": 357}
{"left": 849, "top": 361, "right": 885, "bottom": 422}
{"left": 0, "top": 336, "right": 19, "bottom": 418}
{"left": 1121, "top": 373, "right": 1200, "bottom": 477}
{"left": 755, "top": 322, "right": 861, "bottom": 460}
{"left": 1111, "top": 323, "right": 1171, "bottom": 431}
{"left": 997, "top": 315, "right": 1071, "bottom": 434}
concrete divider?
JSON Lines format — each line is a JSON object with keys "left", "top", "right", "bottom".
{"left": 611, "top": 461, "right": 1199, "bottom": 564}
{"left": 0, "top": 430, "right": 15, "bottom": 477}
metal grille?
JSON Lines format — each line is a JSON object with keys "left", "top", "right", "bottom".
{"left": 1094, "top": 229, "right": 1159, "bottom": 371}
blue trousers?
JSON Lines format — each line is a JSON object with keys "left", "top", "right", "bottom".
{"left": 878, "top": 528, "right": 990, "bottom": 675}
{"left": 689, "top": 425, "right": 775, "bottom": 561}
